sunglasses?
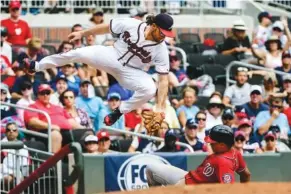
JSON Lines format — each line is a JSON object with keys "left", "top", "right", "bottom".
{"left": 196, "top": 118, "right": 206, "bottom": 121}
{"left": 64, "top": 96, "right": 74, "bottom": 99}
{"left": 21, "top": 86, "right": 32, "bottom": 91}
{"left": 265, "top": 137, "right": 275, "bottom": 142}
{"left": 235, "top": 137, "right": 245, "bottom": 142}
{"left": 271, "top": 105, "right": 282, "bottom": 109}
{"left": 7, "top": 129, "right": 17, "bottom": 132}
{"left": 237, "top": 67, "right": 248, "bottom": 72}
{"left": 39, "top": 90, "right": 51, "bottom": 96}
{"left": 1, "top": 90, "right": 7, "bottom": 94}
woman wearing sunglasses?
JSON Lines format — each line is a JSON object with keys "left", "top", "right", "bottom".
{"left": 16, "top": 81, "right": 34, "bottom": 122}
{"left": 195, "top": 111, "right": 207, "bottom": 142}
{"left": 59, "top": 89, "right": 93, "bottom": 129}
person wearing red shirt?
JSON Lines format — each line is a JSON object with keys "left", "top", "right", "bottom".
{"left": 146, "top": 125, "right": 251, "bottom": 186}
{"left": 0, "top": 0, "right": 32, "bottom": 45}
{"left": 283, "top": 93, "right": 291, "bottom": 127}
{"left": 24, "top": 84, "right": 84, "bottom": 153}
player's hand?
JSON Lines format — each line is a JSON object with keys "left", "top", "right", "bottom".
{"left": 68, "top": 31, "right": 83, "bottom": 43}
{"left": 271, "top": 110, "right": 280, "bottom": 118}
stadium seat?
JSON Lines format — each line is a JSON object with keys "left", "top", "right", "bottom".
{"left": 192, "top": 43, "right": 205, "bottom": 54}
{"left": 248, "top": 74, "right": 264, "bottom": 85}
{"left": 214, "top": 54, "right": 236, "bottom": 67}
{"left": 187, "top": 53, "right": 215, "bottom": 66}
{"left": 178, "top": 33, "right": 201, "bottom": 44}
{"left": 204, "top": 33, "right": 225, "bottom": 44}
{"left": 42, "top": 45, "right": 57, "bottom": 55}
{"left": 201, "top": 64, "right": 226, "bottom": 81}
{"left": 175, "top": 43, "right": 194, "bottom": 54}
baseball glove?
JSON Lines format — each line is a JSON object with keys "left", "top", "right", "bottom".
{"left": 142, "top": 110, "right": 165, "bottom": 136}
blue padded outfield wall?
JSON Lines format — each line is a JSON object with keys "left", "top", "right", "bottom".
{"left": 80, "top": 152, "right": 291, "bottom": 194}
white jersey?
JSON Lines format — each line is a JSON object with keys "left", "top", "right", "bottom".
{"left": 110, "top": 18, "right": 170, "bottom": 74}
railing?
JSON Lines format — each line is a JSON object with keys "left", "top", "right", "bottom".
{"left": 226, "top": 61, "right": 291, "bottom": 87}
{"left": 256, "top": 0, "right": 291, "bottom": 9}
{"left": 1, "top": 0, "right": 245, "bottom": 15}
{"left": 7, "top": 142, "right": 84, "bottom": 194}
{"left": 0, "top": 102, "right": 52, "bottom": 152}
{"left": 167, "top": 45, "right": 189, "bottom": 71}
{"left": 0, "top": 141, "right": 61, "bottom": 194}
{"left": 102, "top": 126, "right": 195, "bottom": 153}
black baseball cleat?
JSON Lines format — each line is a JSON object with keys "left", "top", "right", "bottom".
{"left": 104, "top": 108, "right": 123, "bottom": 126}
{"left": 22, "top": 58, "right": 36, "bottom": 73}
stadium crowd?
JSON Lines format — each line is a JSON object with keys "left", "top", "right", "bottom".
{"left": 1, "top": 1, "right": 291, "bottom": 184}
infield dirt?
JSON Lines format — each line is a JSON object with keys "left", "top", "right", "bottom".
{"left": 105, "top": 182, "right": 291, "bottom": 194}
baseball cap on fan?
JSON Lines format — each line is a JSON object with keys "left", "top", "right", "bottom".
{"left": 9, "top": 0, "right": 21, "bottom": 9}
{"left": 155, "top": 13, "right": 175, "bottom": 38}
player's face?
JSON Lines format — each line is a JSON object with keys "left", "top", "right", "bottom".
{"left": 183, "top": 91, "right": 196, "bottom": 107}
{"left": 210, "top": 143, "right": 229, "bottom": 153}
{"left": 151, "top": 25, "right": 166, "bottom": 42}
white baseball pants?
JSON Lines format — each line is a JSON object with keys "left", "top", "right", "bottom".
{"left": 146, "top": 163, "right": 187, "bottom": 186}
{"left": 35, "top": 45, "right": 157, "bottom": 113}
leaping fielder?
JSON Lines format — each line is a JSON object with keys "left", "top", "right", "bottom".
{"left": 23, "top": 13, "right": 174, "bottom": 129}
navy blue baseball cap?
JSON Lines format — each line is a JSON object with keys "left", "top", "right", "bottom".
{"left": 155, "top": 13, "right": 175, "bottom": 38}
{"left": 186, "top": 118, "right": 198, "bottom": 129}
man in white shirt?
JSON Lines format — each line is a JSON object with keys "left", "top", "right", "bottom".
{"left": 223, "top": 67, "right": 252, "bottom": 106}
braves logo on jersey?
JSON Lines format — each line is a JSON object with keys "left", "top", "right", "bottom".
{"left": 122, "top": 31, "right": 152, "bottom": 63}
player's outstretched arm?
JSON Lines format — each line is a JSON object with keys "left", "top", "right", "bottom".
{"left": 155, "top": 74, "right": 169, "bottom": 112}
{"left": 237, "top": 167, "right": 251, "bottom": 183}
{"left": 68, "top": 23, "right": 110, "bottom": 43}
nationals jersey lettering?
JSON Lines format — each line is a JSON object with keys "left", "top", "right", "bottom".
{"left": 185, "top": 149, "right": 246, "bottom": 184}
{"left": 110, "top": 18, "right": 169, "bottom": 74}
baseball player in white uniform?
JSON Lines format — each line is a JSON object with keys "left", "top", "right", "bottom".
{"left": 23, "top": 13, "right": 175, "bottom": 126}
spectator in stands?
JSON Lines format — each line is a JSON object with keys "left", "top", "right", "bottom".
{"left": 195, "top": 111, "right": 207, "bottom": 142}
{"left": 60, "top": 89, "right": 93, "bottom": 129}
{"left": 128, "top": 120, "right": 169, "bottom": 153}
{"left": 233, "top": 131, "right": 247, "bottom": 154}
{"left": 241, "top": 85, "right": 269, "bottom": 121}
{"left": 0, "top": 122, "right": 29, "bottom": 184}
{"left": 252, "top": 34, "right": 291, "bottom": 69}
{"left": 11, "top": 59, "right": 47, "bottom": 99}
{"left": 107, "top": 82, "right": 134, "bottom": 101}
{"left": 176, "top": 87, "right": 199, "bottom": 127}
{"left": 87, "top": 8, "right": 113, "bottom": 45}
{"left": 222, "top": 20, "right": 251, "bottom": 60}
{"left": 0, "top": 0, "right": 32, "bottom": 45}
{"left": 260, "top": 131, "right": 279, "bottom": 153}
{"left": 156, "top": 129, "right": 180, "bottom": 152}
{"left": 57, "top": 41, "right": 74, "bottom": 54}
{"left": 125, "top": 108, "right": 142, "bottom": 131}
{"left": 59, "top": 63, "right": 81, "bottom": 96}
{"left": 98, "top": 93, "right": 125, "bottom": 131}
{"left": 253, "top": 11, "right": 272, "bottom": 49}
{"left": 0, "top": 54, "right": 14, "bottom": 78}
{"left": 221, "top": 107, "right": 236, "bottom": 129}
{"left": 83, "top": 134, "right": 99, "bottom": 154}
{"left": 97, "top": 131, "right": 116, "bottom": 154}
{"left": 24, "top": 84, "right": 85, "bottom": 153}
{"left": 284, "top": 93, "right": 291, "bottom": 127}
{"left": 275, "top": 52, "right": 291, "bottom": 87}
{"left": 16, "top": 81, "right": 34, "bottom": 122}
{"left": 129, "top": 7, "right": 147, "bottom": 21}
{"left": 1, "top": 26, "right": 12, "bottom": 64}
{"left": 254, "top": 97, "right": 290, "bottom": 142}
{"left": 261, "top": 125, "right": 290, "bottom": 152}
{"left": 223, "top": 67, "right": 251, "bottom": 106}
{"left": 71, "top": 24, "right": 84, "bottom": 48}
{"left": 179, "top": 118, "right": 207, "bottom": 152}
{"left": 50, "top": 75, "right": 68, "bottom": 106}
{"left": 281, "top": 74, "right": 291, "bottom": 94}
{"left": 271, "top": 20, "right": 290, "bottom": 51}
{"left": 237, "top": 118, "right": 261, "bottom": 153}
{"left": 1, "top": 83, "right": 17, "bottom": 120}
{"left": 76, "top": 80, "right": 104, "bottom": 131}
{"left": 205, "top": 97, "right": 224, "bottom": 129}
{"left": 261, "top": 73, "right": 280, "bottom": 102}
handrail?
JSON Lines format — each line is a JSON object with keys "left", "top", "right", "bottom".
{"left": 226, "top": 61, "right": 291, "bottom": 88}
{"left": 1, "top": 141, "right": 24, "bottom": 150}
{"left": 9, "top": 143, "right": 84, "bottom": 194}
{"left": 102, "top": 126, "right": 195, "bottom": 153}
{"left": 167, "top": 45, "right": 189, "bottom": 71}
{"left": 0, "top": 102, "right": 52, "bottom": 152}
